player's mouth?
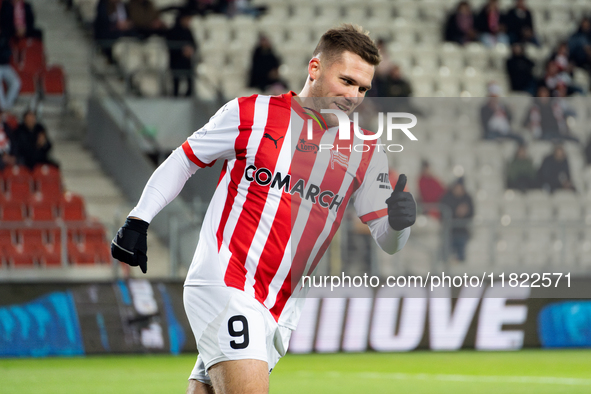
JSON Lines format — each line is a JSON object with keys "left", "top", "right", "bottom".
{"left": 335, "top": 102, "right": 350, "bottom": 112}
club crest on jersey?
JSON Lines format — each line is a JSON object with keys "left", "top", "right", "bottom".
{"left": 244, "top": 165, "right": 344, "bottom": 212}
{"left": 330, "top": 150, "right": 349, "bottom": 170}
{"left": 296, "top": 138, "right": 319, "bottom": 154}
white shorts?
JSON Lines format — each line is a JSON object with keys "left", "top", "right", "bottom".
{"left": 183, "top": 286, "right": 292, "bottom": 385}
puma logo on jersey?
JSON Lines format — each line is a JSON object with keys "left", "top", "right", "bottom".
{"left": 244, "top": 165, "right": 344, "bottom": 212}
{"left": 263, "top": 133, "right": 284, "bottom": 148}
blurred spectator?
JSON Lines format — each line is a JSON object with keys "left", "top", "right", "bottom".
{"left": 543, "top": 58, "right": 583, "bottom": 97}
{"left": 0, "top": 33, "right": 21, "bottom": 111}
{"left": 537, "top": 144, "right": 574, "bottom": 193}
{"left": 370, "top": 38, "right": 393, "bottom": 97}
{"left": 418, "top": 160, "right": 446, "bottom": 219}
{"left": 506, "top": 43, "right": 536, "bottom": 95}
{"left": 167, "top": 13, "right": 197, "bottom": 97}
{"left": 480, "top": 83, "right": 524, "bottom": 144}
{"left": 568, "top": 18, "right": 591, "bottom": 80}
{"left": 94, "top": 0, "right": 136, "bottom": 57}
{"left": 12, "top": 110, "right": 57, "bottom": 169}
{"left": 373, "top": 62, "right": 422, "bottom": 114}
{"left": 551, "top": 43, "right": 573, "bottom": 75}
{"left": 227, "top": 0, "right": 265, "bottom": 17}
{"left": 523, "top": 86, "right": 579, "bottom": 142}
{"left": 440, "top": 178, "right": 474, "bottom": 262}
{"left": 127, "top": 0, "right": 166, "bottom": 38}
{"left": 262, "top": 72, "right": 288, "bottom": 96}
{"left": 375, "top": 38, "right": 393, "bottom": 80}
{"left": 181, "top": 0, "right": 226, "bottom": 17}
{"left": 504, "top": 0, "right": 538, "bottom": 45}
{"left": 0, "top": 113, "right": 17, "bottom": 170}
{"left": 381, "top": 64, "right": 412, "bottom": 98}
{"left": 248, "top": 34, "right": 281, "bottom": 92}
{"left": 475, "top": 0, "right": 508, "bottom": 47}
{"left": 444, "top": 1, "right": 478, "bottom": 45}
{"left": 506, "top": 144, "right": 537, "bottom": 191}
{"left": 0, "top": 0, "right": 43, "bottom": 41}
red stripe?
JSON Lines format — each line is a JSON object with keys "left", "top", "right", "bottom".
{"left": 252, "top": 190, "right": 291, "bottom": 305}
{"left": 270, "top": 126, "right": 378, "bottom": 319}
{"left": 224, "top": 96, "right": 291, "bottom": 291}
{"left": 216, "top": 96, "right": 257, "bottom": 252}
{"left": 359, "top": 208, "right": 388, "bottom": 223}
{"left": 269, "top": 124, "right": 353, "bottom": 318}
{"left": 270, "top": 179, "right": 357, "bottom": 321}
{"left": 251, "top": 116, "right": 316, "bottom": 305}
{"left": 182, "top": 141, "right": 216, "bottom": 168}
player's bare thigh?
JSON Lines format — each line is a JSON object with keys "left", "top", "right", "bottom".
{"left": 187, "top": 379, "right": 215, "bottom": 394}
{"left": 209, "top": 359, "right": 269, "bottom": 394}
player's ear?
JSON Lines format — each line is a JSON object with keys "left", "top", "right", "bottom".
{"left": 308, "top": 57, "right": 321, "bottom": 82}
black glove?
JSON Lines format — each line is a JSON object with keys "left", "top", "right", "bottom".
{"left": 111, "top": 217, "right": 149, "bottom": 274}
{"left": 385, "top": 174, "right": 416, "bottom": 231}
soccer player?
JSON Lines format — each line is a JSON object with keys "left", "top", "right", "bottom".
{"left": 111, "top": 24, "right": 416, "bottom": 394}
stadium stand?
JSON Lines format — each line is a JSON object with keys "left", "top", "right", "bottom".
{"left": 0, "top": 164, "right": 112, "bottom": 268}
{"left": 3, "top": 0, "right": 590, "bottom": 278}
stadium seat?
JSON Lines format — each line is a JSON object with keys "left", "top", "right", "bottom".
{"left": 343, "top": 5, "right": 369, "bottom": 22}
{"left": 494, "top": 247, "right": 521, "bottom": 267}
{"left": 19, "top": 228, "right": 45, "bottom": 250}
{"left": 18, "top": 39, "right": 46, "bottom": 76}
{"left": 79, "top": 225, "right": 106, "bottom": 245}
{"left": 290, "top": 4, "right": 316, "bottom": 22}
{"left": 143, "top": 37, "right": 169, "bottom": 72}
{"left": 68, "top": 242, "right": 96, "bottom": 265}
{"left": 14, "top": 70, "right": 37, "bottom": 97}
{"left": 113, "top": 39, "right": 144, "bottom": 76}
{"left": 464, "top": 43, "right": 489, "bottom": 71}
{"left": 474, "top": 200, "right": 499, "bottom": 222}
{"left": 40, "top": 230, "right": 65, "bottom": 267}
{"left": 3, "top": 166, "right": 33, "bottom": 201}
{"left": 28, "top": 193, "right": 58, "bottom": 221}
{"left": 315, "top": 1, "right": 341, "bottom": 22}
{"left": 33, "top": 164, "right": 62, "bottom": 197}
{"left": 0, "top": 229, "right": 14, "bottom": 254}
{"left": 60, "top": 192, "right": 85, "bottom": 221}
{"left": 6, "top": 244, "right": 36, "bottom": 267}
{"left": 133, "top": 71, "right": 164, "bottom": 97}
{"left": 412, "top": 49, "right": 439, "bottom": 73}
{"left": 75, "top": 0, "right": 99, "bottom": 24}
{"left": 367, "top": 2, "right": 394, "bottom": 25}
{"left": 528, "top": 200, "right": 554, "bottom": 221}
{"left": 203, "top": 15, "right": 232, "bottom": 45}
{"left": 502, "top": 197, "right": 527, "bottom": 222}
{"left": 40, "top": 65, "right": 67, "bottom": 100}
{"left": 41, "top": 249, "right": 63, "bottom": 267}
{"left": 1, "top": 201, "right": 25, "bottom": 221}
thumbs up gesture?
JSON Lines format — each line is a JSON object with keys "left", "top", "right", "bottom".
{"left": 385, "top": 174, "right": 416, "bottom": 231}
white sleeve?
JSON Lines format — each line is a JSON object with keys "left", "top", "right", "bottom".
{"left": 367, "top": 216, "right": 410, "bottom": 255}
{"left": 353, "top": 144, "right": 392, "bottom": 223}
{"left": 128, "top": 147, "right": 199, "bottom": 223}
{"left": 181, "top": 98, "right": 241, "bottom": 167}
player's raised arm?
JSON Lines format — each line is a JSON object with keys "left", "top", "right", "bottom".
{"left": 111, "top": 99, "right": 241, "bottom": 273}
{"left": 353, "top": 144, "right": 416, "bottom": 254}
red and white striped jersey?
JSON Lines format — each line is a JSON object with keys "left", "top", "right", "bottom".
{"left": 182, "top": 91, "right": 393, "bottom": 329}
